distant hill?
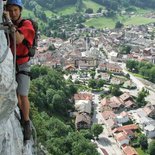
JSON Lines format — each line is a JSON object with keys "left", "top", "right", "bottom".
{"left": 21, "top": 0, "right": 155, "bottom": 38}
{"left": 22, "top": 0, "right": 104, "bottom": 16}
{"left": 23, "top": 0, "right": 155, "bottom": 13}
{"left": 22, "top": 0, "right": 155, "bottom": 21}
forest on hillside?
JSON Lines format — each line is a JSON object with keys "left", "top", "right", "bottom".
{"left": 23, "top": 0, "right": 78, "bottom": 10}
{"left": 23, "top": 0, "right": 155, "bottom": 11}
{"left": 29, "top": 66, "right": 99, "bottom": 155}
{"left": 22, "top": 0, "right": 155, "bottom": 38}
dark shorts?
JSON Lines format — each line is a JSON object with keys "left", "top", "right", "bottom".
{"left": 16, "top": 62, "right": 30, "bottom": 96}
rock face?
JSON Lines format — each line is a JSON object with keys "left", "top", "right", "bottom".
{"left": 0, "top": 1, "right": 34, "bottom": 155}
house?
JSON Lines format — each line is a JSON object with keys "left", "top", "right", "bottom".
{"left": 115, "top": 132, "right": 130, "bottom": 147}
{"left": 64, "top": 64, "right": 76, "bottom": 71}
{"left": 124, "top": 100, "right": 135, "bottom": 109}
{"left": 98, "top": 62, "right": 107, "bottom": 71}
{"left": 110, "top": 77, "right": 122, "bottom": 85}
{"left": 143, "top": 104, "right": 155, "bottom": 118}
{"left": 98, "top": 62, "right": 123, "bottom": 74}
{"left": 100, "top": 96, "right": 124, "bottom": 112}
{"left": 100, "top": 73, "right": 110, "bottom": 81}
{"left": 120, "top": 92, "right": 132, "bottom": 102}
{"left": 122, "top": 145, "right": 138, "bottom": 155}
{"left": 138, "top": 117, "right": 155, "bottom": 129}
{"left": 113, "top": 124, "right": 138, "bottom": 133}
{"left": 75, "top": 113, "right": 91, "bottom": 130}
{"left": 109, "top": 51, "right": 118, "bottom": 61}
{"left": 77, "top": 57, "right": 98, "bottom": 70}
{"left": 74, "top": 93, "right": 93, "bottom": 102}
{"left": 116, "top": 111, "right": 130, "bottom": 124}
{"left": 113, "top": 129, "right": 135, "bottom": 140}
{"left": 109, "top": 96, "right": 124, "bottom": 111}
{"left": 129, "top": 109, "right": 148, "bottom": 123}
{"left": 99, "top": 98, "right": 112, "bottom": 112}
{"left": 106, "top": 118, "right": 118, "bottom": 130}
{"left": 75, "top": 100, "right": 92, "bottom": 114}
{"left": 144, "top": 124, "right": 155, "bottom": 138}
{"left": 106, "top": 63, "right": 123, "bottom": 74}
{"left": 101, "top": 110, "right": 116, "bottom": 120}
{"left": 123, "top": 130, "right": 135, "bottom": 139}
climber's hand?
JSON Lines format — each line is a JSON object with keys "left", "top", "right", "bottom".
{"left": 3, "top": 11, "right": 14, "bottom": 28}
{"left": 3, "top": 11, "right": 11, "bottom": 21}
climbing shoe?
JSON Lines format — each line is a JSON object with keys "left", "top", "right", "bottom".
{"left": 23, "top": 120, "right": 32, "bottom": 141}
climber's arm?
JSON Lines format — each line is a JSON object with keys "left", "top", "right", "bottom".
{"left": 3, "top": 11, "right": 24, "bottom": 44}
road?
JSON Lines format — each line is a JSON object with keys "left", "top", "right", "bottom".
{"left": 121, "top": 63, "right": 155, "bottom": 105}
{"left": 92, "top": 93, "right": 124, "bottom": 155}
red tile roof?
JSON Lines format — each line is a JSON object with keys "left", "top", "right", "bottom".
{"left": 102, "top": 111, "right": 116, "bottom": 120}
{"left": 115, "top": 132, "right": 129, "bottom": 142}
{"left": 74, "top": 93, "right": 93, "bottom": 100}
{"left": 120, "top": 92, "right": 131, "bottom": 101}
{"left": 122, "top": 145, "right": 138, "bottom": 155}
{"left": 113, "top": 124, "right": 138, "bottom": 133}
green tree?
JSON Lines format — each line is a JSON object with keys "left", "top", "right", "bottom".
{"left": 88, "top": 79, "right": 97, "bottom": 89}
{"left": 148, "top": 140, "right": 155, "bottom": 155}
{"left": 90, "top": 70, "right": 96, "bottom": 79}
{"left": 149, "top": 67, "right": 155, "bottom": 83}
{"left": 85, "top": 8, "right": 94, "bottom": 14}
{"left": 72, "top": 139, "right": 99, "bottom": 155}
{"left": 110, "top": 85, "right": 122, "bottom": 96}
{"left": 48, "top": 44, "right": 56, "bottom": 51}
{"left": 30, "top": 65, "right": 41, "bottom": 79}
{"left": 120, "top": 45, "right": 131, "bottom": 54}
{"left": 115, "top": 21, "right": 124, "bottom": 29}
{"left": 76, "top": 0, "right": 83, "bottom": 12}
{"left": 138, "top": 134, "right": 148, "bottom": 149}
{"left": 136, "top": 88, "right": 149, "bottom": 107}
{"left": 91, "top": 124, "right": 103, "bottom": 139}
{"left": 97, "top": 79, "right": 105, "bottom": 88}
{"left": 80, "top": 129, "right": 93, "bottom": 140}
{"left": 97, "top": 7, "right": 102, "bottom": 13}
{"left": 126, "top": 60, "right": 138, "bottom": 72}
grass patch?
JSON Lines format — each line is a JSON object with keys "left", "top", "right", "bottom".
{"left": 135, "top": 147, "right": 149, "bottom": 155}
{"left": 135, "top": 7, "right": 155, "bottom": 15}
{"left": 125, "top": 70, "right": 146, "bottom": 79}
{"left": 85, "top": 17, "right": 116, "bottom": 29}
{"left": 83, "top": 0, "right": 105, "bottom": 12}
{"left": 44, "top": 10, "right": 56, "bottom": 17}
{"left": 56, "top": 6, "right": 76, "bottom": 15}
{"left": 124, "top": 16, "right": 155, "bottom": 26}
{"left": 85, "top": 14, "right": 155, "bottom": 29}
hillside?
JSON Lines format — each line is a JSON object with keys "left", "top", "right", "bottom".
{"left": 23, "top": 0, "right": 104, "bottom": 16}
{"left": 22, "top": 0, "right": 155, "bottom": 38}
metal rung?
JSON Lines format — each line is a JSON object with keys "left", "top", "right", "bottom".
{"left": 0, "top": 24, "right": 10, "bottom": 31}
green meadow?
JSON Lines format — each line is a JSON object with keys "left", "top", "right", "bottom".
{"left": 83, "top": 0, "right": 105, "bottom": 12}
{"left": 56, "top": 6, "right": 77, "bottom": 15}
{"left": 124, "top": 16, "right": 155, "bottom": 26}
{"left": 85, "top": 17, "right": 116, "bottom": 29}
{"left": 85, "top": 15, "right": 155, "bottom": 29}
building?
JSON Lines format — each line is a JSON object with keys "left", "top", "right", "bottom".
{"left": 75, "top": 113, "right": 91, "bottom": 130}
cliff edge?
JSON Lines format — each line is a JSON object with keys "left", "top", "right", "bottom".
{"left": 0, "top": 1, "right": 34, "bottom": 155}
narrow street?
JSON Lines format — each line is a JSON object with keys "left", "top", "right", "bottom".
{"left": 92, "top": 93, "right": 124, "bottom": 155}
{"left": 121, "top": 63, "right": 155, "bottom": 105}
